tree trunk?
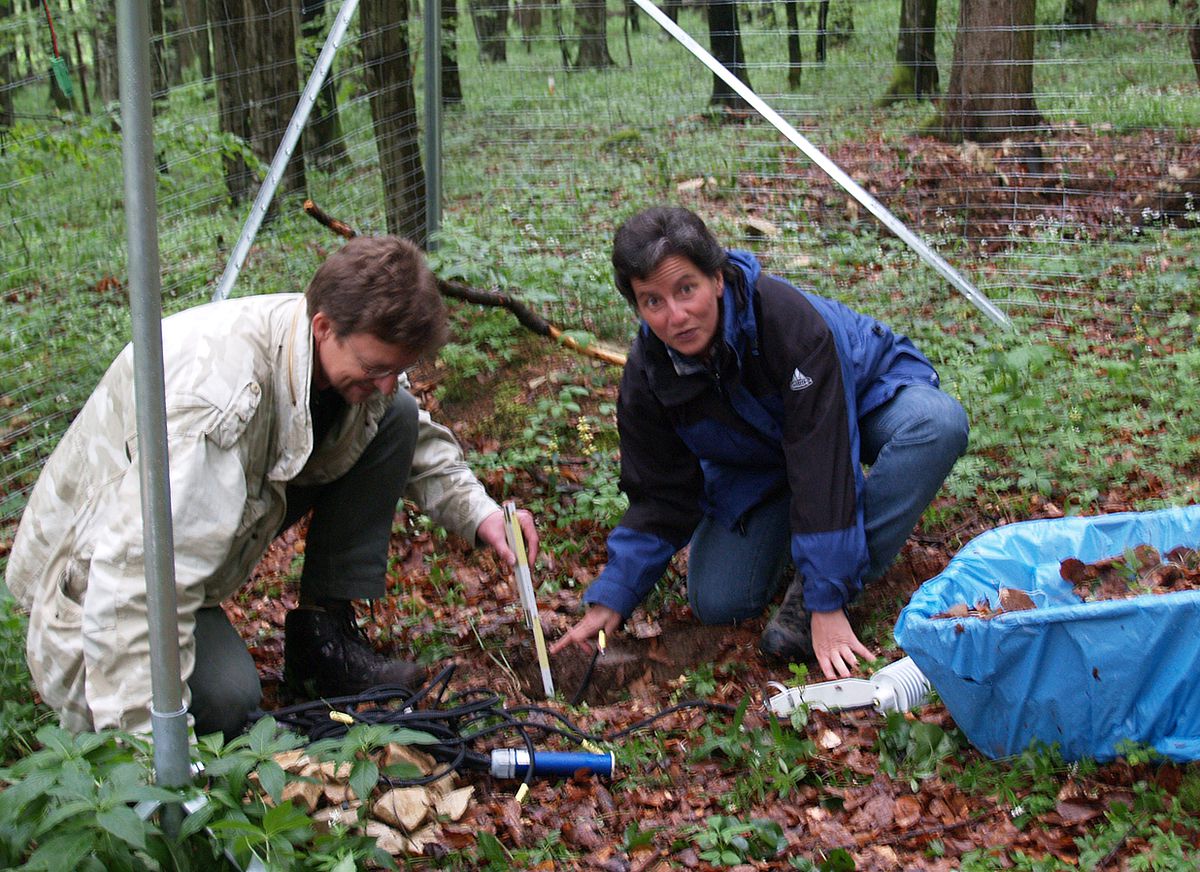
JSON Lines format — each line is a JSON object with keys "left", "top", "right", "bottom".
{"left": 0, "top": 0, "right": 14, "bottom": 132}
{"left": 247, "top": 0, "right": 306, "bottom": 198}
{"left": 19, "top": 0, "right": 34, "bottom": 79}
{"left": 933, "top": 0, "right": 1041, "bottom": 144}
{"left": 150, "top": 0, "right": 169, "bottom": 99}
{"left": 661, "top": 0, "right": 679, "bottom": 24}
{"left": 828, "top": 0, "right": 853, "bottom": 46}
{"left": 210, "top": 0, "right": 254, "bottom": 204}
{"left": 178, "top": 0, "right": 212, "bottom": 79}
{"left": 442, "top": 0, "right": 463, "bottom": 104}
{"left": 361, "top": 0, "right": 427, "bottom": 245}
{"left": 574, "top": 0, "right": 613, "bottom": 68}
{"left": 516, "top": 0, "right": 540, "bottom": 48}
{"left": 707, "top": 0, "right": 750, "bottom": 110}
{"left": 301, "top": 0, "right": 350, "bottom": 170}
{"left": 92, "top": 0, "right": 121, "bottom": 107}
{"left": 161, "top": 0, "right": 185, "bottom": 86}
{"left": 552, "top": 0, "right": 570, "bottom": 65}
{"left": 1185, "top": 1, "right": 1200, "bottom": 85}
{"left": 815, "top": 0, "right": 828, "bottom": 63}
{"left": 1062, "top": 0, "right": 1098, "bottom": 31}
{"left": 469, "top": 0, "right": 508, "bottom": 62}
{"left": 880, "top": 0, "right": 938, "bottom": 105}
{"left": 783, "top": 0, "right": 800, "bottom": 90}
{"left": 64, "top": 0, "right": 92, "bottom": 113}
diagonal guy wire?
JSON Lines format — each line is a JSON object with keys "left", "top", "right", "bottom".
{"left": 628, "top": 0, "right": 1014, "bottom": 331}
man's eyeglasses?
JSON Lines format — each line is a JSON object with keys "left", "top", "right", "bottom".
{"left": 346, "top": 342, "right": 405, "bottom": 381}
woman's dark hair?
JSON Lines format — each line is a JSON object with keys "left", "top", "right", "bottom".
{"left": 305, "top": 235, "right": 448, "bottom": 356}
{"left": 611, "top": 206, "right": 728, "bottom": 307}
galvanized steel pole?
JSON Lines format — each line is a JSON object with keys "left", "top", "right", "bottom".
{"left": 116, "top": 0, "right": 191, "bottom": 830}
{"left": 424, "top": 0, "right": 443, "bottom": 249}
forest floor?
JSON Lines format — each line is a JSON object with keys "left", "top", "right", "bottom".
{"left": 225, "top": 346, "right": 1200, "bottom": 871}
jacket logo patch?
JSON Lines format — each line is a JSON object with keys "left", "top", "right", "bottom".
{"left": 789, "top": 368, "right": 814, "bottom": 391}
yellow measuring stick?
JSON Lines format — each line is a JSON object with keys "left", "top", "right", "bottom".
{"left": 504, "top": 501, "right": 554, "bottom": 697}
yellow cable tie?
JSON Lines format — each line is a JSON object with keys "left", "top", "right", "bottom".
{"left": 597, "top": 629, "right": 607, "bottom": 654}
{"left": 515, "top": 782, "right": 530, "bottom": 804}
{"left": 329, "top": 711, "right": 355, "bottom": 725}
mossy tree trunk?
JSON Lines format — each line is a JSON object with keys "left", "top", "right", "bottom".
{"left": 211, "top": 0, "right": 254, "bottom": 204}
{"left": 707, "top": 0, "right": 751, "bottom": 110}
{"left": 362, "top": 0, "right": 427, "bottom": 246}
{"left": 92, "top": 0, "right": 121, "bottom": 106}
{"left": 246, "top": 0, "right": 306, "bottom": 200}
{"left": 932, "top": 0, "right": 1041, "bottom": 144}
{"left": 1062, "top": 0, "right": 1098, "bottom": 31}
{"left": 1186, "top": 1, "right": 1200, "bottom": 84}
{"left": 880, "top": 0, "right": 938, "bottom": 105}
{"left": 815, "top": 0, "right": 828, "bottom": 63}
{"left": 469, "top": 0, "right": 509, "bottom": 62}
{"left": 177, "top": 0, "right": 212, "bottom": 79}
{"left": 442, "top": 0, "right": 464, "bottom": 103}
{"left": 301, "top": 0, "right": 351, "bottom": 170}
{"left": 0, "top": 0, "right": 13, "bottom": 131}
{"left": 574, "top": 0, "right": 613, "bottom": 68}
{"left": 784, "top": 0, "right": 801, "bottom": 89}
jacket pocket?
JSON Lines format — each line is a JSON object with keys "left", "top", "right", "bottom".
{"left": 210, "top": 381, "right": 263, "bottom": 450}
{"left": 26, "top": 567, "right": 87, "bottom": 712}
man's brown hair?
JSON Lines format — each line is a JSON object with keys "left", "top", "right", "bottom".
{"left": 305, "top": 236, "right": 449, "bottom": 356}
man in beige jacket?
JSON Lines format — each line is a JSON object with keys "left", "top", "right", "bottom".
{"left": 5, "top": 236, "right": 536, "bottom": 740}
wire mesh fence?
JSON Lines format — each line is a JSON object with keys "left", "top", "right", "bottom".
{"left": 2, "top": 0, "right": 1198, "bottom": 530}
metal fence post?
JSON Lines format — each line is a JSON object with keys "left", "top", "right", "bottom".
{"left": 424, "top": 0, "right": 443, "bottom": 250}
{"left": 116, "top": 0, "right": 191, "bottom": 834}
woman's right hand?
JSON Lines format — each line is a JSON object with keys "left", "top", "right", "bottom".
{"left": 550, "top": 604, "right": 622, "bottom": 655}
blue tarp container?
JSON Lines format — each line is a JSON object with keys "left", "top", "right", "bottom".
{"left": 894, "top": 504, "right": 1200, "bottom": 762}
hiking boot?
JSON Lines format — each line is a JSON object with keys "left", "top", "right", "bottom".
{"left": 284, "top": 601, "right": 427, "bottom": 698}
{"left": 759, "top": 578, "right": 814, "bottom": 662}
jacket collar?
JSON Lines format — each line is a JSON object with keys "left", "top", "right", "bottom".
{"left": 267, "top": 296, "right": 317, "bottom": 481}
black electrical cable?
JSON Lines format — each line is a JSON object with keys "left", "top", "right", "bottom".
{"left": 268, "top": 662, "right": 736, "bottom": 789}
{"left": 568, "top": 647, "right": 602, "bottom": 706}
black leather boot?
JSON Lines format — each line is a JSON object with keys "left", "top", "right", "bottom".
{"left": 759, "top": 578, "right": 814, "bottom": 662}
{"left": 284, "top": 601, "right": 427, "bottom": 698}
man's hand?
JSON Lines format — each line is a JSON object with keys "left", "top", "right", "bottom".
{"left": 476, "top": 508, "right": 539, "bottom": 567}
{"left": 550, "top": 604, "right": 622, "bottom": 655}
{"left": 811, "top": 609, "right": 874, "bottom": 680}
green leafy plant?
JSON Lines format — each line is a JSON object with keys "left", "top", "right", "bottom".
{"left": 0, "top": 726, "right": 180, "bottom": 870}
{"left": 875, "top": 712, "right": 965, "bottom": 791}
{"left": 692, "top": 697, "right": 818, "bottom": 807}
{"left": 0, "top": 596, "right": 53, "bottom": 762}
{"left": 691, "top": 814, "right": 787, "bottom": 866}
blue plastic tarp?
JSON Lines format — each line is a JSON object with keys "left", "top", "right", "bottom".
{"left": 894, "top": 504, "right": 1200, "bottom": 762}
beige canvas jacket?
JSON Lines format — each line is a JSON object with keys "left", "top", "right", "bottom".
{"left": 5, "top": 294, "right": 498, "bottom": 734}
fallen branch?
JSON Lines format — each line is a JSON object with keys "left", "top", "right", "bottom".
{"left": 303, "top": 200, "right": 627, "bottom": 367}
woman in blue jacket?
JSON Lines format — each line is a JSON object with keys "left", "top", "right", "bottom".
{"left": 550, "top": 207, "right": 968, "bottom": 679}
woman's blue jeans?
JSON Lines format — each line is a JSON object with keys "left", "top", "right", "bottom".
{"left": 686, "top": 384, "right": 969, "bottom": 623}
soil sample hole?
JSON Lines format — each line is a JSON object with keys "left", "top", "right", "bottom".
{"left": 510, "top": 622, "right": 736, "bottom": 704}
